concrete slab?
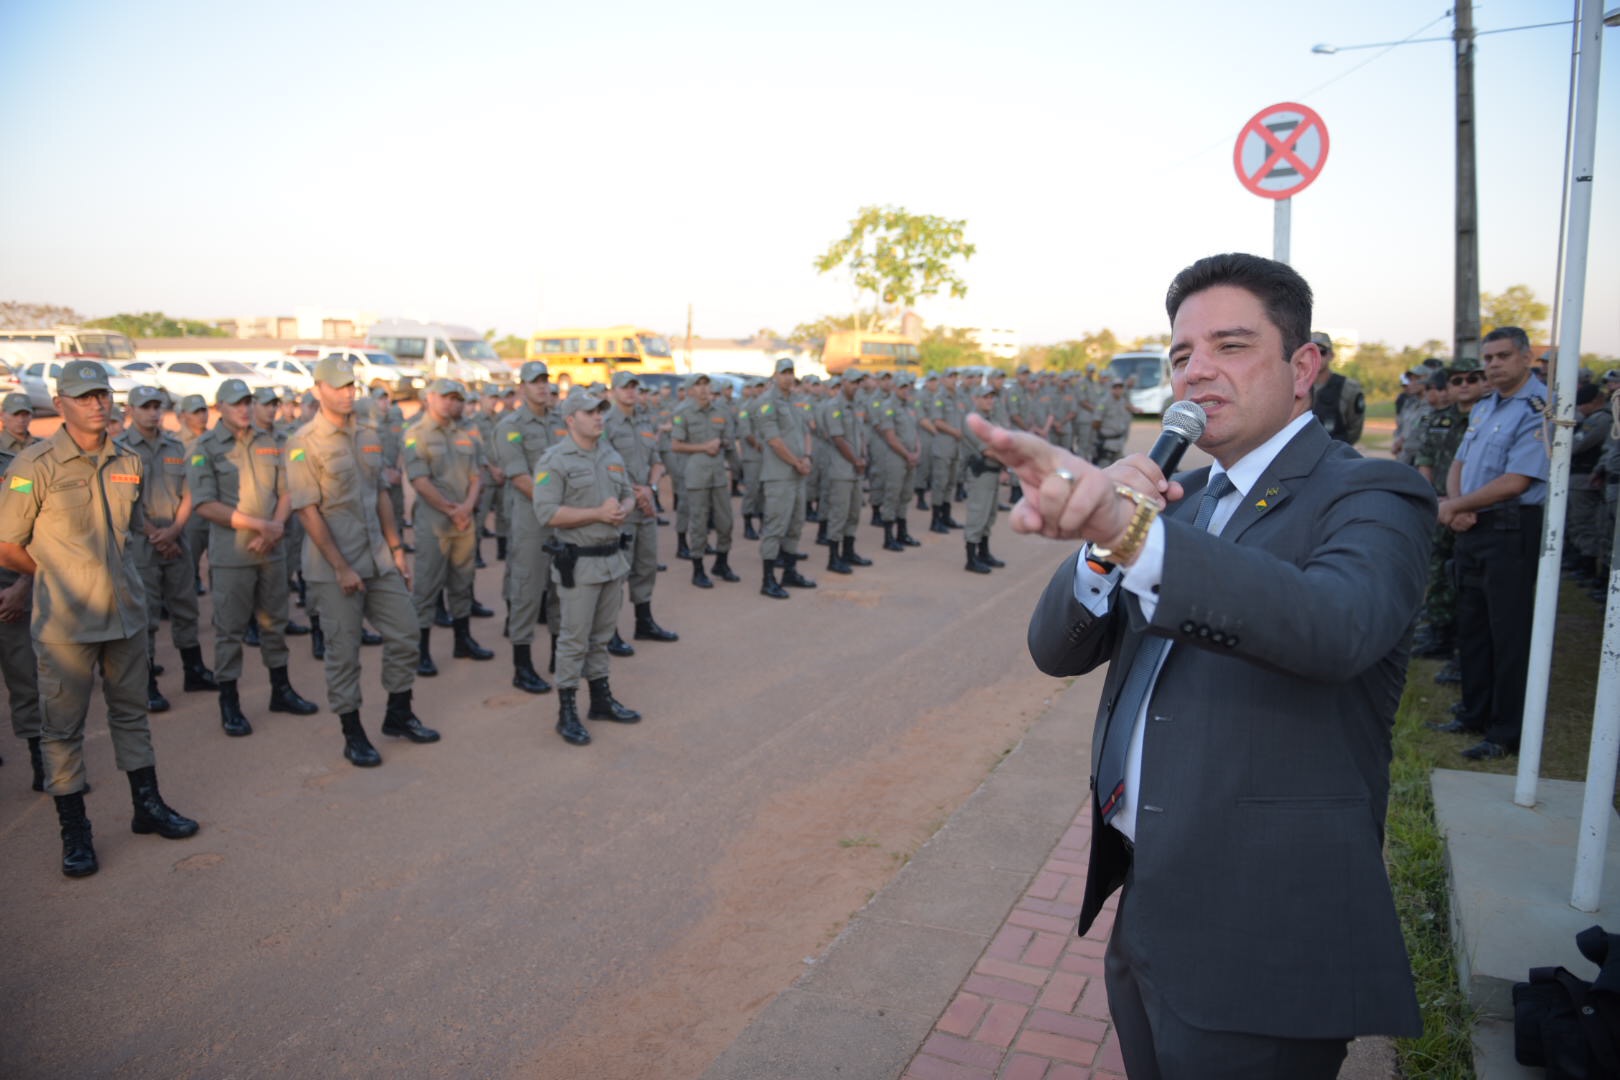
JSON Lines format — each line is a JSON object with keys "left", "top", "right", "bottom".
{"left": 861, "top": 861, "right": 1033, "bottom": 938}
{"left": 700, "top": 987, "right": 934, "bottom": 1080}
{"left": 1431, "top": 769, "right": 1620, "bottom": 1019}
{"left": 796, "top": 916, "right": 990, "bottom": 1010}
{"left": 1473, "top": 1018, "right": 1539, "bottom": 1079}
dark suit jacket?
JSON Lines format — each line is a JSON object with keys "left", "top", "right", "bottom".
{"left": 1028, "top": 420, "right": 1432, "bottom": 1040}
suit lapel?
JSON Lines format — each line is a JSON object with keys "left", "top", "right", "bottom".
{"left": 1221, "top": 421, "right": 1331, "bottom": 546}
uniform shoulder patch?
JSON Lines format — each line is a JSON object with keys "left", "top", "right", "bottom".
{"left": 289, "top": 447, "right": 306, "bottom": 461}
{"left": 8, "top": 475, "right": 32, "bottom": 493}
{"left": 761, "top": 404, "right": 772, "bottom": 413}
{"left": 506, "top": 431, "right": 522, "bottom": 442}
{"left": 190, "top": 453, "right": 207, "bottom": 467}
{"left": 535, "top": 470, "right": 551, "bottom": 485}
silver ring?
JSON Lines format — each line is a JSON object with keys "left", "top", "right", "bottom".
{"left": 1055, "top": 468, "right": 1076, "bottom": 485}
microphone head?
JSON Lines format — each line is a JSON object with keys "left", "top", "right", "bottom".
{"left": 1161, "top": 400, "right": 1207, "bottom": 442}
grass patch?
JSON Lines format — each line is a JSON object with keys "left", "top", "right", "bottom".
{"left": 837, "top": 835, "right": 880, "bottom": 849}
{"left": 1388, "top": 577, "right": 1609, "bottom": 1077}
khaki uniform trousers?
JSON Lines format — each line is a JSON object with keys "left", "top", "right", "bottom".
{"left": 0, "top": 617, "right": 41, "bottom": 739}
{"left": 185, "top": 513, "right": 210, "bottom": 591}
{"left": 552, "top": 571, "right": 625, "bottom": 690}
{"left": 662, "top": 450, "right": 689, "bottom": 536}
{"left": 685, "top": 483, "right": 733, "bottom": 557}
{"left": 212, "top": 558, "right": 291, "bottom": 681}
{"left": 503, "top": 490, "right": 554, "bottom": 646}
{"left": 964, "top": 466, "right": 1001, "bottom": 544}
{"left": 491, "top": 479, "right": 509, "bottom": 540}
{"left": 742, "top": 457, "right": 765, "bottom": 518}
{"left": 760, "top": 476, "right": 807, "bottom": 562}
{"left": 867, "top": 450, "right": 887, "bottom": 514}
{"left": 824, "top": 476, "right": 861, "bottom": 541}
{"left": 626, "top": 517, "right": 658, "bottom": 605}
{"left": 308, "top": 571, "right": 417, "bottom": 715}
{"left": 133, "top": 534, "right": 201, "bottom": 658}
{"left": 878, "top": 456, "right": 914, "bottom": 524}
{"left": 1094, "top": 436, "right": 1126, "bottom": 468}
{"left": 930, "top": 447, "right": 959, "bottom": 507}
{"left": 37, "top": 634, "right": 155, "bottom": 795}
{"left": 413, "top": 505, "right": 476, "bottom": 627}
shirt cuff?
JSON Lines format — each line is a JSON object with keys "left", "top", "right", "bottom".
{"left": 1072, "top": 549, "right": 1121, "bottom": 617}
{"left": 1118, "top": 517, "right": 1167, "bottom": 620}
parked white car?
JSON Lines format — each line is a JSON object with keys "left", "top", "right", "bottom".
{"left": 257, "top": 357, "right": 316, "bottom": 393}
{"left": 282, "top": 346, "right": 425, "bottom": 400}
{"left": 16, "top": 356, "right": 140, "bottom": 415}
{"left": 156, "top": 358, "right": 277, "bottom": 405}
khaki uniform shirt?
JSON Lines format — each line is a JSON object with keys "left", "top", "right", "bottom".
{"left": 494, "top": 407, "right": 557, "bottom": 483}
{"left": 285, "top": 412, "right": 393, "bottom": 583}
{"left": 532, "top": 436, "right": 633, "bottom": 585}
{"left": 190, "top": 421, "right": 286, "bottom": 568}
{"left": 672, "top": 400, "right": 732, "bottom": 490}
{"left": 736, "top": 400, "right": 762, "bottom": 462}
{"left": 874, "top": 398, "right": 921, "bottom": 461}
{"left": 755, "top": 387, "right": 810, "bottom": 482}
{"left": 0, "top": 431, "right": 30, "bottom": 456}
{"left": 603, "top": 404, "right": 658, "bottom": 523}
{"left": 820, "top": 395, "right": 866, "bottom": 481}
{"left": 404, "top": 415, "right": 484, "bottom": 512}
{"left": 1097, "top": 395, "right": 1132, "bottom": 440}
{"left": 117, "top": 428, "right": 189, "bottom": 528}
{"left": 928, "top": 390, "right": 964, "bottom": 456}
{"left": 0, "top": 427, "right": 147, "bottom": 643}
{"left": 0, "top": 434, "right": 35, "bottom": 589}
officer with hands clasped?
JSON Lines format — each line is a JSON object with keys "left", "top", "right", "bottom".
{"left": 286, "top": 356, "right": 439, "bottom": 766}
{"left": 532, "top": 391, "right": 642, "bottom": 747}
{"left": 494, "top": 360, "right": 558, "bottom": 694}
{"left": 0, "top": 359, "right": 198, "bottom": 877}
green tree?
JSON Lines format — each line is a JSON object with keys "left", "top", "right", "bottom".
{"left": 488, "top": 333, "right": 528, "bottom": 359}
{"left": 85, "top": 312, "right": 224, "bottom": 337}
{"left": 813, "top": 206, "right": 975, "bottom": 331}
{"left": 0, "top": 301, "right": 85, "bottom": 329}
{"left": 918, "top": 326, "right": 988, "bottom": 372}
{"left": 788, "top": 312, "right": 872, "bottom": 349}
{"left": 1481, "top": 284, "right": 1549, "bottom": 339}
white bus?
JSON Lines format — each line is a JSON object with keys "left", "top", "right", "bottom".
{"left": 1105, "top": 349, "right": 1174, "bottom": 415}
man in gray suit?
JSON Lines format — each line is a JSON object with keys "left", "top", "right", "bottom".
{"left": 980, "top": 253, "right": 1432, "bottom": 1078}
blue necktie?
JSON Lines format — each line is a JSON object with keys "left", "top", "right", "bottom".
{"left": 1095, "top": 472, "right": 1235, "bottom": 824}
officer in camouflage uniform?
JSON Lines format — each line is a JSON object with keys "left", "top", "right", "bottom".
{"left": 755, "top": 357, "right": 817, "bottom": 599}
{"left": 533, "top": 391, "right": 641, "bottom": 746}
{"left": 288, "top": 356, "right": 438, "bottom": 767}
{"left": 191, "top": 378, "right": 319, "bottom": 736}
{"left": 0, "top": 360, "right": 198, "bottom": 876}
{"left": 406, "top": 379, "right": 494, "bottom": 674}
{"left": 605, "top": 370, "right": 681, "bottom": 638}
{"left": 1410, "top": 365, "right": 1476, "bottom": 661}
{"left": 119, "top": 385, "right": 215, "bottom": 711}
{"left": 0, "top": 391, "right": 44, "bottom": 790}
{"left": 960, "top": 378, "right": 1006, "bottom": 573}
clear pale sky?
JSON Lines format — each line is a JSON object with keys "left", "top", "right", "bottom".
{"left": 2, "top": 0, "right": 1615, "bottom": 354}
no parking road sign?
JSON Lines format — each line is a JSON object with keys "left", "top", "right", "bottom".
{"left": 1233, "top": 102, "right": 1329, "bottom": 200}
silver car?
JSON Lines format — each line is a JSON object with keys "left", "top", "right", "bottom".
{"left": 18, "top": 358, "right": 139, "bottom": 415}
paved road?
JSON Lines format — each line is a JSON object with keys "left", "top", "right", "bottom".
{"left": 0, "top": 420, "right": 1169, "bottom": 1079}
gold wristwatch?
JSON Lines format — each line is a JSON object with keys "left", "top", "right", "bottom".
{"left": 1090, "top": 484, "right": 1159, "bottom": 565}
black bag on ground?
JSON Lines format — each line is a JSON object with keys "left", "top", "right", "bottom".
{"left": 1514, "top": 925, "right": 1620, "bottom": 1078}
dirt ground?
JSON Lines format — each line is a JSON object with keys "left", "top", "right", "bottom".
{"left": 0, "top": 417, "right": 1163, "bottom": 1079}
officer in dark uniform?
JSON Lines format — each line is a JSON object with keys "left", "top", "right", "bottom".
{"left": 0, "top": 392, "right": 44, "bottom": 789}
{"left": 1308, "top": 332, "right": 1366, "bottom": 445}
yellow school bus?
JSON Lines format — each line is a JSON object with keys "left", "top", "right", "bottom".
{"left": 525, "top": 325, "right": 677, "bottom": 392}
{"left": 819, "top": 330, "right": 922, "bottom": 376}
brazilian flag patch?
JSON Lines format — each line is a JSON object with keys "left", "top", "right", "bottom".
{"left": 535, "top": 470, "right": 551, "bottom": 486}
{"left": 406, "top": 437, "right": 417, "bottom": 449}
{"left": 761, "top": 404, "right": 772, "bottom": 414}
{"left": 8, "top": 475, "right": 32, "bottom": 493}
{"left": 289, "top": 448, "right": 306, "bottom": 462}
{"left": 506, "top": 431, "right": 522, "bottom": 442}
{"left": 190, "top": 453, "right": 206, "bottom": 467}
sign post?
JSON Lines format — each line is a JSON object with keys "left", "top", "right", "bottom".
{"left": 1234, "top": 102, "right": 1330, "bottom": 265}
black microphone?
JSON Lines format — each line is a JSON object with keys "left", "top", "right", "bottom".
{"left": 1147, "top": 400, "right": 1208, "bottom": 477}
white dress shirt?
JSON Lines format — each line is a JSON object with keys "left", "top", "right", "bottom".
{"left": 1071, "top": 412, "right": 1315, "bottom": 840}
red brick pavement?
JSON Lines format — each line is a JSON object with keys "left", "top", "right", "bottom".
{"left": 903, "top": 809, "right": 1127, "bottom": 1080}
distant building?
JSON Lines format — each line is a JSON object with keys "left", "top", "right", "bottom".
{"left": 677, "top": 334, "right": 823, "bottom": 378}
{"left": 963, "top": 327, "right": 1019, "bottom": 361}
{"left": 214, "top": 309, "right": 377, "bottom": 341}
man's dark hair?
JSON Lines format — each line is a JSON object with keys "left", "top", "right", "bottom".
{"left": 1165, "top": 253, "right": 1313, "bottom": 361}
{"left": 1483, "top": 326, "right": 1531, "bottom": 352}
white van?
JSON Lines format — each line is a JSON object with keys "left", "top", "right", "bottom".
{"left": 1105, "top": 349, "right": 1174, "bottom": 415}
{"left": 366, "top": 320, "right": 509, "bottom": 387}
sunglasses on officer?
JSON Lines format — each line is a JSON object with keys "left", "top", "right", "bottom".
{"left": 1449, "top": 373, "right": 1484, "bottom": 386}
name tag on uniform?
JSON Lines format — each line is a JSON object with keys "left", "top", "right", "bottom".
{"left": 254, "top": 447, "right": 280, "bottom": 456}
{"left": 363, "top": 446, "right": 381, "bottom": 454}
{"left": 607, "top": 464, "right": 624, "bottom": 472}
{"left": 163, "top": 456, "right": 183, "bottom": 465}
{"left": 109, "top": 473, "right": 140, "bottom": 484}
{"left": 455, "top": 439, "right": 473, "bottom": 448}
{"left": 710, "top": 416, "right": 725, "bottom": 425}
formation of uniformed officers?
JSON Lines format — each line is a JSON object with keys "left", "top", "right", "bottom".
{"left": 4, "top": 353, "right": 1120, "bottom": 877}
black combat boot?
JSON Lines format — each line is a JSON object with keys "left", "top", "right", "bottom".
{"left": 633, "top": 602, "right": 679, "bottom": 642}
{"left": 826, "top": 542, "right": 852, "bottom": 574}
{"left": 180, "top": 645, "right": 217, "bottom": 691}
{"left": 956, "top": 482, "right": 968, "bottom": 502}
{"left": 744, "top": 516, "right": 758, "bottom": 541}
{"left": 310, "top": 614, "right": 326, "bottom": 660}
{"left": 338, "top": 711, "right": 382, "bottom": 767}
{"left": 128, "top": 765, "right": 200, "bottom": 839}
{"left": 676, "top": 538, "right": 692, "bottom": 560}
{"left": 417, "top": 628, "right": 438, "bottom": 677}
{"left": 269, "top": 666, "right": 319, "bottom": 714}
{"left": 780, "top": 554, "right": 816, "bottom": 589}
{"left": 841, "top": 536, "right": 872, "bottom": 567}
{"left": 882, "top": 521, "right": 904, "bottom": 552}
{"left": 965, "top": 541, "right": 993, "bottom": 574}
{"left": 496, "top": 536, "right": 507, "bottom": 561}
{"left": 54, "top": 792, "right": 97, "bottom": 877}
{"left": 945, "top": 503, "right": 964, "bottom": 529}
{"left": 556, "top": 688, "right": 591, "bottom": 745}
{"left": 218, "top": 681, "right": 253, "bottom": 737}
{"left": 710, "top": 552, "right": 740, "bottom": 582}
{"left": 381, "top": 689, "right": 441, "bottom": 743}
{"left": 470, "top": 595, "right": 495, "bottom": 618}
{"left": 361, "top": 625, "right": 382, "bottom": 646}
{"left": 587, "top": 677, "right": 641, "bottom": 723}
{"left": 761, "top": 562, "right": 789, "bottom": 600}
{"left": 244, "top": 622, "right": 261, "bottom": 647}
{"left": 452, "top": 617, "right": 494, "bottom": 661}
{"left": 548, "top": 634, "right": 558, "bottom": 674}
{"left": 28, "top": 736, "right": 45, "bottom": 792}
{"left": 147, "top": 671, "right": 171, "bottom": 714}
{"left": 513, "top": 644, "right": 552, "bottom": 694}
{"left": 608, "top": 631, "right": 635, "bottom": 657}
{"left": 871, "top": 505, "right": 883, "bottom": 527}
{"left": 284, "top": 616, "right": 310, "bottom": 636}
{"left": 977, "top": 539, "right": 1005, "bottom": 569}
{"left": 691, "top": 557, "right": 714, "bottom": 589}
{"left": 816, "top": 519, "right": 830, "bottom": 546}
{"left": 433, "top": 593, "right": 454, "bottom": 628}
{"left": 915, "top": 488, "right": 928, "bottom": 512}
{"left": 930, "top": 504, "right": 950, "bottom": 534}
{"left": 295, "top": 571, "right": 307, "bottom": 609}
{"left": 475, "top": 536, "right": 487, "bottom": 569}
{"left": 897, "top": 517, "right": 921, "bottom": 547}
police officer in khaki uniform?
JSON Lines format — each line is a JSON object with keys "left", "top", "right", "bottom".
{"left": 961, "top": 378, "right": 1006, "bottom": 573}
{"left": 673, "top": 372, "right": 741, "bottom": 589}
{"left": 1093, "top": 379, "right": 1133, "bottom": 466}
{"left": 533, "top": 391, "right": 641, "bottom": 746}
{"left": 253, "top": 387, "right": 311, "bottom": 639}
{"left": 192, "top": 378, "right": 318, "bottom": 736}
{"left": 177, "top": 393, "right": 212, "bottom": 594}
{"left": 405, "top": 378, "right": 494, "bottom": 674}
{"left": 927, "top": 371, "right": 967, "bottom": 533}
{"left": 818, "top": 369, "right": 874, "bottom": 574}
{"left": 605, "top": 370, "right": 681, "bottom": 637}
{"left": 287, "top": 356, "right": 438, "bottom": 767}
{"left": 0, "top": 359, "right": 198, "bottom": 877}
{"left": 0, "top": 392, "right": 45, "bottom": 789}
{"left": 119, "top": 385, "right": 216, "bottom": 711}
{"left": 494, "top": 361, "right": 557, "bottom": 693}
{"left": 874, "top": 373, "right": 924, "bottom": 550}
{"left": 737, "top": 379, "right": 767, "bottom": 539}
{"left": 755, "top": 357, "right": 817, "bottom": 598}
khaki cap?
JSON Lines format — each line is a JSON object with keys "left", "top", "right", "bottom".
{"left": 559, "top": 390, "right": 608, "bottom": 418}
{"left": 56, "top": 359, "right": 111, "bottom": 398}
{"left": 429, "top": 378, "right": 466, "bottom": 398}
{"left": 314, "top": 355, "right": 356, "bottom": 387}
{"left": 684, "top": 372, "right": 710, "bottom": 389}
{"left": 128, "top": 385, "right": 167, "bottom": 408}
{"left": 519, "top": 360, "right": 550, "bottom": 382}
{"left": 180, "top": 394, "right": 208, "bottom": 414}
{"left": 611, "top": 370, "right": 640, "bottom": 389}
{"left": 252, "top": 386, "right": 281, "bottom": 406}
{"left": 3, "top": 391, "right": 32, "bottom": 414}
{"left": 216, "top": 378, "right": 253, "bottom": 405}
{"left": 772, "top": 356, "right": 795, "bottom": 374}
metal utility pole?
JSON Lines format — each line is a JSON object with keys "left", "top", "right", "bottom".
{"left": 1455, "top": 1, "right": 1481, "bottom": 362}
